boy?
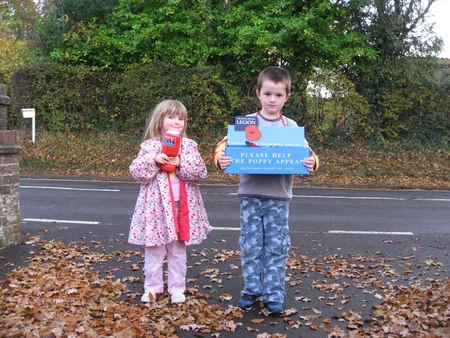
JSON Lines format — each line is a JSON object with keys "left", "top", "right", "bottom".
{"left": 212, "top": 66, "right": 319, "bottom": 315}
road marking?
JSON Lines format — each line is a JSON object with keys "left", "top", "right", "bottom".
{"left": 20, "top": 186, "right": 120, "bottom": 192}
{"left": 328, "top": 230, "right": 413, "bottom": 235}
{"left": 21, "top": 188, "right": 450, "bottom": 202}
{"left": 212, "top": 228, "right": 415, "bottom": 235}
{"left": 299, "top": 195, "right": 450, "bottom": 202}
{"left": 229, "top": 192, "right": 450, "bottom": 202}
{"left": 23, "top": 218, "right": 99, "bottom": 225}
{"left": 297, "top": 195, "right": 450, "bottom": 202}
{"left": 213, "top": 228, "right": 415, "bottom": 235}
{"left": 294, "top": 195, "right": 405, "bottom": 200}
{"left": 212, "top": 226, "right": 240, "bottom": 231}
{"left": 231, "top": 193, "right": 401, "bottom": 200}
{"left": 414, "top": 198, "right": 450, "bottom": 202}
{"left": 18, "top": 221, "right": 416, "bottom": 235}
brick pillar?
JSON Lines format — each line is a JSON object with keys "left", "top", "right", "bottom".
{"left": 0, "top": 84, "right": 21, "bottom": 249}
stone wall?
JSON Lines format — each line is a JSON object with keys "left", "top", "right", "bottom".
{"left": 0, "top": 84, "right": 21, "bottom": 249}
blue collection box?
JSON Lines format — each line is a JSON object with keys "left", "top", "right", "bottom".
{"left": 224, "top": 120, "right": 310, "bottom": 175}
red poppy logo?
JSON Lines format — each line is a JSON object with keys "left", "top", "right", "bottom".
{"left": 245, "top": 125, "right": 262, "bottom": 141}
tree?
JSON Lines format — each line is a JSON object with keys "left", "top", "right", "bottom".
{"left": 341, "top": 0, "right": 443, "bottom": 140}
{"left": 37, "top": 0, "right": 213, "bottom": 68}
{"left": 39, "top": 0, "right": 374, "bottom": 72}
{"left": 0, "top": 0, "right": 39, "bottom": 82}
{"left": 36, "top": 0, "right": 119, "bottom": 58}
{"left": 0, "top": 0, "right": 38, "bottom": 39}
{"left": 39, "top": 0, "right": 374, "bottom": 109}
{"left": 209, "top": 0, "right": 375, "bottom": 114}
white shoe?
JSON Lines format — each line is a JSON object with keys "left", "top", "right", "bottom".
{"left": 141, "top": 292, "right": 156, "bottom": 303}
{"left": 171, "top": 293, "right": 186, "bottom": 304}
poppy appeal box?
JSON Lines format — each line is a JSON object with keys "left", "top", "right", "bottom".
{"left": 224, "top": 116, "right": 310, "bottom": 175}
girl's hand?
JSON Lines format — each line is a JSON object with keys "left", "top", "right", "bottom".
{"left": 301, "top": 149, "right": 316, "bottom": 172}
{"left": 155, "top": 153, "right": 170, "bottom": 165}
{"left": 168, "top": 156, "right": 180, "bottom": 167}
{"left": 218, "top": 152, "right": 232, "bottom": 170}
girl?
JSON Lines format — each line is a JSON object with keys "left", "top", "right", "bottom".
{"left": 128, "top": 100, "right": 212, "bottom": 304}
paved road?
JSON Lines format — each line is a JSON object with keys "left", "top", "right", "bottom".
{"left": 18, "top": 178, "right": 450, "bottom": 235}
{"left": 3, "top": 179, "right": 449, "bottom": 337}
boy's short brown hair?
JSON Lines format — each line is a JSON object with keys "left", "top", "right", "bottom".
{"left": 257, "top": 66, "right": 291, "bottom": 95}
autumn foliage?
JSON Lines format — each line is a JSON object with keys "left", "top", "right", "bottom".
{"left": 1, "top": 238, "right": 448, "bottom": 337}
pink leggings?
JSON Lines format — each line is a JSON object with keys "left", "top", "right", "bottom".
{"left": 143, "top": 241, "right": 187, "bottom": 295}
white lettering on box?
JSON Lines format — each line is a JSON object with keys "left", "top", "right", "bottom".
{"left": 272, "top": 153, "right": 292, "bottom": 158}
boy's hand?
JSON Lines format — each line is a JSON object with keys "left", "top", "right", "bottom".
{"left": 218, "top": 152, "right": 232, "bottom": 170}
{"left": 302, "top": 149, "right": 316, "bottom": 172}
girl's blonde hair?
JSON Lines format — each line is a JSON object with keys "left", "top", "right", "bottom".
{"left": 143, "top": 100, "right": 188, "bottom": 140}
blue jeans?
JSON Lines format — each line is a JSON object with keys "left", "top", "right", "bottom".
{"left": 238, "top": 197, "right": 290, "bottom": 304}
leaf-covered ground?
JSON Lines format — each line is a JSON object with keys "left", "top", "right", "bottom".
{"left": 0, "top": 243, "right": 241, "bottom": 337}
{"left": 1, "top": 231, "right": 448, "bottom": 338}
